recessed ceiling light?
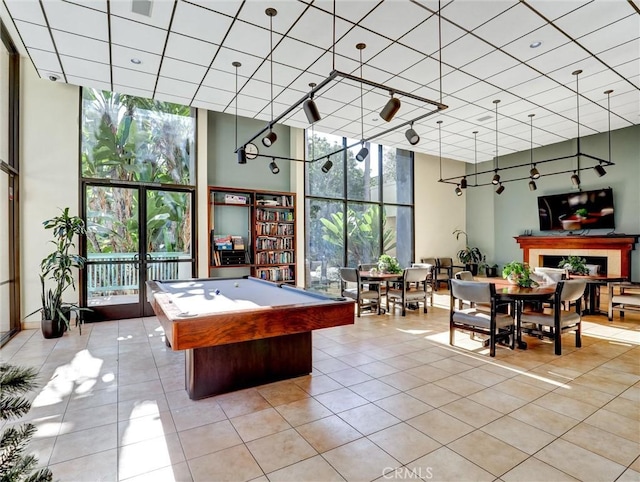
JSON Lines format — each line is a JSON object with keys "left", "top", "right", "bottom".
{"left": 131, "top": 58, "right": 142, "bottom": 65}
{"left": 529, "top": 41, "right": 542, "bottom": 48}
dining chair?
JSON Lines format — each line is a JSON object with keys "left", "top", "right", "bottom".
{"left": 519, "top": 280, "right": 587, "bottom": 355}
{"left": 449, "top": 279, "right": 515, "bottom": 357}
{"left": 339, "top": 267, "right": 380, "bottom": 316}
{"left": 412, "top": 262, "right": 436, "bottom": 292}
{"left": 454, "top": 271, "right": 475, "bottom": 309}
{"left": 386, "top": 267, "right": 433, "bottom": 316}
{"left": 358, "top": 263, "right": 381, "bottom": 293}
{"left": 607, "top": 281, "right": 640, "bottom": 321}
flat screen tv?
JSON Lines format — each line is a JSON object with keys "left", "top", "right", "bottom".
{"left": 538, "top": 188, "right": 615, "bottom": 232}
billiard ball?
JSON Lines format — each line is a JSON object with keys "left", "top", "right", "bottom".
{"left": 234, "top": 282, "right": 239, "bottom": 287}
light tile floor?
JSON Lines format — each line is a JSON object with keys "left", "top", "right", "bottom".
{"left": 2, "top": 293, "right": 639, "bottom": 482}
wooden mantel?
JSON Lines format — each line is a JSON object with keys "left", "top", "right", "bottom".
{"left": 515, "top": 235, "right": 639, "bottom": 279}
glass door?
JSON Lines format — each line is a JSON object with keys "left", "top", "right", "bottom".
{"left": 83, "top": 183, "right": 195, "bottom": 320}
{"left": 143, "top": 188, "right": 194, "bottom": 317}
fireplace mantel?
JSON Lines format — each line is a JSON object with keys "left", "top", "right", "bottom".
{"left": 515, "top": 235, "right": 639, "bottom": 279}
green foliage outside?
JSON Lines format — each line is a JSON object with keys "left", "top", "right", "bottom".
{"left": 0, "top": 364, "right": 53, "bottom": 481}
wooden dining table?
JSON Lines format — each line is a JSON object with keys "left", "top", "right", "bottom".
{"left": 359, "top": 271, "right": 402, "bottom": 313}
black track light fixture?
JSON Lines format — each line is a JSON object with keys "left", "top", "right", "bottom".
{"left": 269, "top": 158, "right": 280, "bottom": 174}
{"left": 594, "top": 163, "right": 606, "bottom": 177}
{"left": 528, "top": 114, "right": 540, "bottom": 180}
{"left": 496, "top": 183, "right": 505, "bottom": 195}
{"left": 356, "top": 145, "right": 369, "bottom": 162}
{"left": 355, "top": 43, "right": 368, "bottom": 163}
{"left": 570, "top": 171, "right": 580, "bottom": 186}
{"left": 237, "top": 147, "right": 247, "bottom": 164}
{"left": 405, "top": 122, "right": 420, "bottom": 145}
{"left": 380, "top": 92, "right": 401, "bottom": 122}
{"left": 529, "top": 180, "right": 537, "bottom": 191}
{"left": 530, "top": 166, "right": 540, "bottom": 179}
{"left": 321, "top": 159, "right": 333, "bottom": 173}
{"left": 303, "top": 82, "right": 321, "bottom": 124}
{"left": 492, "top": 170, "right": 500, "bottom": 185}
{"left": 263, "top": 8, "right": 278, "bottom": 148}
{"left": 455, "top": 185, "right": 463, "bottom": 196}
{"left": 460, "top": 177, "right": 467, "bottom": 189}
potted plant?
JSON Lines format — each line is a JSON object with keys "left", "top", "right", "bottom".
{"left": 27, "top": 208, "right": 89, "bottom": 338}
{"left": 502, "top": 261, "right": 538, "bottom": 288}
{"left": 453, "top": 229, "right": 483, "bottom": 275}
{"left": 485, "top": 263, "right": 499, "bottom": 278}
{"left": 377, "top": 254, "right": 403, "bottom": 274}
{"left": 558, "top": 255, "right": 589, "bottom": 275}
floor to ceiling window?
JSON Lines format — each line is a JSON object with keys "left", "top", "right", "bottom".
{"left": 0, "top": 21, "right": 19, "bottom": 346}
{"left": 305, "top": 131, "right": 414, "bottom": 293}
{"left": 80, "top": 88, "right": 197, "bottom": 320}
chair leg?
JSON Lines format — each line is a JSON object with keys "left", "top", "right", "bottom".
{"left": 489, "top": 334, "right": 496, "bottom": 357}
{"left": 554, "top": 331, "right": 562, "bottom": 355}
{"left": 576, "top": 323, "right": 582, "bottom": 348}
{"left": 423, "top": 300, "right": 427, "bottom": 313}
{"left": 356, "top": 300, "right": 361, "bottom": 317}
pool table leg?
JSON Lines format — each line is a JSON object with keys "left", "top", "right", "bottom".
{"left": 185, "top": 332, "right": 312, "bottom": 400}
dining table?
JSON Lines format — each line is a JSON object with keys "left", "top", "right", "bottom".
{"left": 567, "top": 274, "right": 627, "bottom": 316}
{"left": 359, "top": 271, "right": 403, "bottom": 313}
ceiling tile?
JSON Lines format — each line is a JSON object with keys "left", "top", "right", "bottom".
{"left": 553, "top": 1, "right": 637, "bottom": 39}
{"left": 111, "top": 44, "right": 162, "bottom": 74}
{"left": 164, "top": 33, "right": 219, "bottom": 68}
{"left": 27, "top": 48, "right": 62, "bottom": 73}
{"left": 287, "top": 7, "right": 351, "bottom": 50}
{"left": 160, "top": 57, "right": 208, "bottom": 84}
{"left": 472, "top": 3, "right": 546, "bottom": 48}
{"left": 112, "top": 66, "right": 156, "bottom": 92}
{"left": 501, "top": 24, "right": 571, "bottom": 63}
{"left": 42, "top": 1, "right": 108, "bottom": 41}
{"left": 171, "top": 2, "right": 234, "bottom": 46}
{"left": 526, "top": 42, "right": 590, "bottom": 73}
{"left": 51, "top": 30, "right": 110, "bottom": 63}
{"left": 440, "top": 33, "right": 495, "bottom": 69}
{"left": 359, "top": 1, "right": 433, "bottom": 40}
{"left": 110, "top": 16, "right": 168, "bottom": 55}
{"left": 462, "top": 49, "right": 520, "bottom": 80}
{"left": 485, "top": 64, "right": 541, "bottom": 92}
{"left": 60, "top": 55, "right": 110, "bottom": 82}
{"left": 222, "top": 20, "right": 282, "bottom": 60}
{"left": 5, "top": 0, "right": 46, "bottom": 24}
{"left": 67, "top": 75, "right": 110, "bottom": 91}
{"left": 578, "top": 14, "right": 639, "bottom": 54}
{"left": 441, "top": 1, "right": 516, "bottom": 31}
{"left": 525, "top": 0, "right": 587, "bottom": 21}
{"left": 186, "top": 0, "right": 242, "bottom": 17}
{"left": 112, "top": 83, "right": 153, "bottom": 99}
{"left": 237, "top": 1, "right": 309, "bottom": 35}
{"left": 14, "top": 20, "right": 55, "bottom": 51}
{"left": 155, "top": 76, "right": 199, "bottom": 100}
{"left": 273, "top": 37, "right": 325, "bottom": 71}
{"left": 109, "top": 0, "right": 174, "bottom": 29}
{"left": 368, "top": 43, "right": 425, "bottom": 74}
{"left": 397, "top": 14, "right": 466, "bottom": 57}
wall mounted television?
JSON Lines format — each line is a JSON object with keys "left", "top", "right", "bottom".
{"left": 538, "top": 188, "right": 615, "bottom": 231}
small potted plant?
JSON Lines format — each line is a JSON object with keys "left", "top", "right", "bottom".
{"left": 453, "top": 229, "right": 483, "bottom": 275}
{"left": 485, "top": 263, "right": 499, "bottom": 278}
{"left": 502, "top": 261, "right": 538, "bottom": 288}
{"left": 558, "top": 255, "right": 589, "bottom": 275}
{"left": 377, "top": 254, "right": 403, "bottom": 274}
{"left": 26, "top": 208, "right": 89, "bottom": 338}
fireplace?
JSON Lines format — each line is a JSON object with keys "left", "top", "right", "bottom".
{"left": 515, "top": 235, "right": 638, "bottom": 279}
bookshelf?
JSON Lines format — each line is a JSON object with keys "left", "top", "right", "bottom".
{"left": 208, "top": 186, "right": 296, "bottom": 284}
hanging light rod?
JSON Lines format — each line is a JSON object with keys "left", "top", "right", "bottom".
{"left": 236, "top": 69, "right": 448, "bottom": 157}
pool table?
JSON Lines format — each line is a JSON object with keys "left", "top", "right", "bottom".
{"left": 146, "top": 277, "right": 355, "bottom": 399}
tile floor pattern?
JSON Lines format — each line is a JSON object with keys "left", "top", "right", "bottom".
{"left": 2, "top": 293, "right": 639, "bottom": 482}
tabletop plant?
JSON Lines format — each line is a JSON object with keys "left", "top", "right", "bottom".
{"left": 558, "top": 255, "right": 589, "bottom": 275}
{"left": 377, "top": 254, "right": 403, "bottom": 274}
{"left": 502, "top": 261, "right": 538, "bottom": 288}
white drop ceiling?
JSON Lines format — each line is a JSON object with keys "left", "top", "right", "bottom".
{"left": 1, "top": 0, "right": 638, "bottom": 163}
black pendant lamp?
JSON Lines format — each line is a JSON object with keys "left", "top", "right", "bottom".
{"left": 492, "top": 99, "right": 501, "bottom": 187}
{"left": 262, "top": 8, "right": 278, "bottom": 148}
{"left": 355, "top": 43, "right": 368, "bottom": 162}
{"left": 405, "top": 122, "right": 419, "bottom": 145}
{"left": 233, "top": 61, "right": 247, "bottom": 164}
{"left": 380, "top": 92, "right": 401, "bottom": 122}
{"left": 303, "top": 82, "right": 321, "bottom": 124}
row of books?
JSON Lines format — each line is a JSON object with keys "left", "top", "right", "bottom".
{"left": 256, "top": 236, "right": 294, "bottom": 250}
{"left": 255, "top": 251, "right": 294, "bottom": 264}
{"left": 212, "top": 234, "right": 244, "bottom": 250}
{"left": 256, "top": 223, "right": 294, "bottom": 236}
{"left": 256, "top": 195, "right": 293, "bottom": 207}
{"left": 256, "top": 266, "right": 294, "bottom": 281}
{"left": 256, "top": 209, "right": 294, "bottom": 222}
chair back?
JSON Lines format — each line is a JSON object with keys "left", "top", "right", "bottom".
{"left": 358, "top": 263, "right": 377, "bottom": 271}
{"left": 558, "top": 280, "right": 587, "bottom": 302}
{"left": 420, "top": 257, "right": 437, "bottom": 266}
{"left": 534, "top": 267, "right": 566, "bottom": 283}
{"left": 450, "top": 279, "right": 493, "bottom": 304}
{"left": 339, "top": 267, "right": 358, "bottom": 284}
{"left": 404, "top": 267, "right": 430, "bottom": 284}
{"left": 455, "top": 271, "right": 474, "bottom": 281}
{"left": 438, "top": 257, "right": 453, "bottom": 268}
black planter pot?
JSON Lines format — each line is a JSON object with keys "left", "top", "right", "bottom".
{"left": 465, "top": 263, "right": 479, "bottom": 276}
{"left": 41, "top": 318, "right": 65, "bottom": 339}
{"left": 485, "top": 266, "right": 498, "bottom": 277}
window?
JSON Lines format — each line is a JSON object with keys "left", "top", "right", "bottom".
{"left": 305, "top": 131, "right": 414, "bottom": 293}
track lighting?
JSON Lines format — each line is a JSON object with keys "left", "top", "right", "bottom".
{"left": 405, "top": 123, "right": 419, "bottom": 145}
{"left": 356, "top": 145, "right": 369, "bottom": 162}
{"left": 496, "top": 183, "right": 505, "bottom": 195}
{"left": 237, "top": 147, "right": 247, "bottom": 164}
{"left": 529, "top": 180, "right": 537, "bottom": 191}
{"left": 570, "top": 171, "right": 580, "bottom": 186}
{"left": 529, "top": 166, "right": 540, "bottom": 179}
{"left": 380, "top": 93, "right": 401, "bottom": 122}
{"left": 491, "top": 170, "right": 500, "bottom": 185}
{"left": 460, "top": 177, "right": 467, "bottom": 189}
{"left": 321, "top": 159, "right": 333, "bottom": 173}
{"left": 262, "top": 130, "right": 277, "bottom": 147}
{"left": 455, "top": 185, "right": 463, "bottom": 196}
{"left": 303, "top": 84, "right": 321, "bottom": 124}
{"left": 594, "top": 163, "right": 606, "bottom": 177}
{"left": 269, "top": 159, "right": 280, "bottom": 174}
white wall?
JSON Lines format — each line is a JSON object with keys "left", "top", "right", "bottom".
{"left": 414, "top": 152, "right": 467, "bottom": 261}
{"left": 20, "top": 59, "right": 80, "bottom": 328}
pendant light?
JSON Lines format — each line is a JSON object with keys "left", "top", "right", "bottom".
{"left": 570, "top": 70, "right": 582, "bottom": 186}
{"left": 594, "top": 88, "right": 613, "bottom": 177}
{"left": 269, "top": 158, "right": 280, "bottom": 174}
{"left": 492, "top": 99, "right": 501, "bottom": 186}
{"left": 528, "top": 113, "right": 537, "bottom": 190}
{"left": 455, "top": 185, "right": 463, "bottom": 196}
{"left": 234, "top": 61, "right": 247, "bottom": 164}
{"left": 321, "top": 158, "right": 333, "bottom": 173}
{"left": 473, "top": 130, "right": 478, "bottom": 186}
{"left": 262, "top": 8, "right": 278, "bottom": 148}
{"left": 405, "top": 122, "right": 419, "bottom": 145}
{"left": 355, "top": 43, "right": 369, "bottom": 162}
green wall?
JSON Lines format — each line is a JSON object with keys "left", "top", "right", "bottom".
{"left": 466, "top": 124, "right": 640, "bottom": 279}
{"left": 207, "top": 111, "right": 292, "bottom": 192}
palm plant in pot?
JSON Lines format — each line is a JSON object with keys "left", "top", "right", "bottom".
{"left": 27, "top": 208, "right": 89, "bottom": 338}
{"left": 453, "top": 229, "right": 483, "bottom": 275}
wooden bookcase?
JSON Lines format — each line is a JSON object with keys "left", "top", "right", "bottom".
{"left": 208, "top": 186, "right": 296, "bottom": 284}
